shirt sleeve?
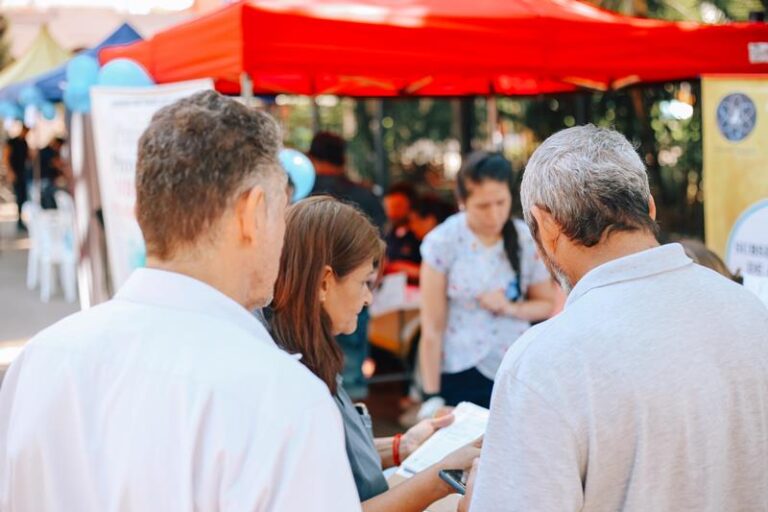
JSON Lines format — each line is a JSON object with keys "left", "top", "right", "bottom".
{"left": 224, "top": 396, "right": 362, "bottom": 512}
{"left": 469, "top": 372, "right": 584, "bottom": 512}
{"left": 420, "top": 221, "right": 456, "bottom": 274}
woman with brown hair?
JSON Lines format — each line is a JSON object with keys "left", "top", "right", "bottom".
{"left": 270, "top": 196, "right": 479, "bottom": 511}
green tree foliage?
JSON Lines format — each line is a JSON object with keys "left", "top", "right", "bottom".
{"left": 598, "top": 0, "right": 766, "bottom": 21}
{"left": 503, "top": 82, "right": 705, "bottom": 237}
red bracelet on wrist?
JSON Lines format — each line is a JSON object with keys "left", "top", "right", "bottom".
{"left": 393, "top": 433, "right": 403, "bottom": 466}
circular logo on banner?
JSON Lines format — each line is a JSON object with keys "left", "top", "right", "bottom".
{"left": 716, "top": 93, "right": 757, "bottom": 142}
{"left": 726, "top": 199, "right": 768, "bottom": 278}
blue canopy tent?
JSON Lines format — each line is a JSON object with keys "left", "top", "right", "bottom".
{"left": 0, "top": 23, "right": 142, "bottom": 103}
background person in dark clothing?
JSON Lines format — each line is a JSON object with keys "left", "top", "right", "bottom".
{"left": 3, "top": 125, "right": 30, "bottom": 230}
{"left": 383, "top": 182, "right": 417, "bottom": 231}
{"left": 385, "top": 191, "right": 455, "bottom": 285}
{"left": 309, "top": 131, "right": 386, "bottom": 230}
{"left": 39, "top": 137, "right": 68, "bottom": 209}
{"left": 383, "top": 182, "right": 420, "bottom": 269}
{"left": 39, "top": 137, "right": 66, "bottom": 182}
{"left": 409, "top": 194, "right": 456, "bottom": 242}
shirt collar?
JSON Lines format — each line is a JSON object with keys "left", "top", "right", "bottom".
{"left": 115, "top": 268, "right": 274, "bottom": 345}
{"left": 566, "top": 243, "right": 692, "bottom": 308}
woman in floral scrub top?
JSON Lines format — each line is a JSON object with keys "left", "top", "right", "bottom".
{"left": 418, "top": 152, "right": 556, "bottom": 412}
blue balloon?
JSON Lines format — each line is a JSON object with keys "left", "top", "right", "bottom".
{"left": 279, "top": 149, "right": 316, "bottom": 202}
{"left": 97, "top": 59, "right": 154, "bottom": 87}
{"left": 41, "top": 102, "right": 57, "bottom": 120}
{"left": 63, "top": 81, "right": 92, "bottom": 113}
{"left": 0, "top": 100, "right": 23, "bottom": 120}
{"left": 19, "top": 85, "right": 44, "bottom": 107}
{"left": 66, "top": 55, "right": 100, "bottom": 86}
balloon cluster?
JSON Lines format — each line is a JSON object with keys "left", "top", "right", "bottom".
{"left": 63, "top": 56, "right": 154, "bottom": 113}
{"left": 0, "top": 85, "right": 56, "bottom": 124}
{"left": 0, "top": 56, "right": 154, "bottom": 119}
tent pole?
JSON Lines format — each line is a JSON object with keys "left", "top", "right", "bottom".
{"left": 487, "top": 96, "right": 499, "bottom": 151}
{"left": 459, "top": 97, "right": 475, "bottom": 154}
{"left": 310, "top": 98, "right": 320, "bottom": 132}
{"left": 239, "top": 72, "right": 253, "bottom": 105}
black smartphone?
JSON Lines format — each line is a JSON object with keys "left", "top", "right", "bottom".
{"left": 438, "top": 469, "right": 466, "bottom": 495}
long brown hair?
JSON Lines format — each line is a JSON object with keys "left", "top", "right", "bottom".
{"left": 270, "top": 196, "right": 384, "bottom": 393}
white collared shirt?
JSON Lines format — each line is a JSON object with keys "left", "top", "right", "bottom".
{"left": 472, "top": 244, "right": 768, "bottom": 511}
{"left": 0, "top": 268, "right": 361, "bottom": 512}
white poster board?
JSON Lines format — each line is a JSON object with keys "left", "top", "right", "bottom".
{"left": 726, "top": 199, "right": 768, "bottom": 280}
{"left": 726, "top": 199, "right": 768, "bottom": 309}
{"left": 90, "top": 79, "right": 214, "bottom": 292}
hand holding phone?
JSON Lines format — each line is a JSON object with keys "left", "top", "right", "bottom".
{"left": 438, "top": 469, "right": 466, "bottom": 495}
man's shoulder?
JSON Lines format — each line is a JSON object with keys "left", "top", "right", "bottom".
{"left": 28, "top": 300, "right": 123, "bottom": 347}
{"left": 499, "top": 265, "right": 768, "bottom": 384}
{"left": 500, "top": 317, "right": 565, "bottom": 366}
{"left": 28, "top": 299, "right": 327, "bottom": 399}
{"left": 497, "top": 311, "right": 593, "bottom": 388}
{"left": 684, "top": 265, "right": 768, "bottom": 334}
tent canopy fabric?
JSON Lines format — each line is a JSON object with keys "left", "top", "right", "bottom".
{"left": 0, "top": 23, "right": 143, "bottom": 103}
{"left": 101, "top": 0, "right": 768, "bottom": 97}
{"left": 0, "top": 26, "right": 71, "bottom": 92}
{"left": 37, "top": 23, "right": 142, "bottom": 102}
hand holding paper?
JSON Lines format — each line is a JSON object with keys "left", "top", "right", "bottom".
{"left": 398, "top": 402, "right": 488, "bottom": 478}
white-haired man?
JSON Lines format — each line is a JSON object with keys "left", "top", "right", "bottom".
{"left": 462, "top": 125, "right": 768, "bottom": 511}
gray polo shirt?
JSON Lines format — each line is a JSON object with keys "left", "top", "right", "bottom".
{"left": 472, "top": 244, "right": 768, "bottom": 511}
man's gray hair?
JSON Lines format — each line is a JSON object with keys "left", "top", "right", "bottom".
{"left": 520, "top": 125, "right": 658, "bottom": 247}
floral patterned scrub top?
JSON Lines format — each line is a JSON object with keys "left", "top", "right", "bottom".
{"left": 420, "top": 213, "right": 550, "bottom": 380}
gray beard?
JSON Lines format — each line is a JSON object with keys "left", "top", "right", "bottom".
{"left": 534, "top": 239, "right": 573, "bottom": 294}
{"left": 551, "top": 265, "right": 573, "bottom": 295}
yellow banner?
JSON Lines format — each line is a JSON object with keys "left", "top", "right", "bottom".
{"left": 702, "top": 76, "right": 768, "bottom": 258}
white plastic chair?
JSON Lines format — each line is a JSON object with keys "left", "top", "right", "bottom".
{"left": 21, "top": 201, "right": 41, "bottom": 290}
{"left": 36, "top": 191, "right": 77, "bottom": 303}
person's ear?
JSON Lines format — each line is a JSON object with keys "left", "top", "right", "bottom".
{"left": 235, "top": 184, "right": 268, "bottom": 246}
{"left": 319, "top": 265, "right": 334, "bottom": 303}
{"left": 649, "top": 195, "right": 657, "bottom": 221}
{"left": 530, "top": 205, "right": 561, "bottom": 255}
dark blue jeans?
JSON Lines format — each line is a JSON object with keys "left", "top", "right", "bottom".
{"left": 441, "top": 367, "right": 494, "bottom": 408}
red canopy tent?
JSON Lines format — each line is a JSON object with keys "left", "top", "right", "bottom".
{"left": 101, "top": 0, "right": 768, "bottom": 96}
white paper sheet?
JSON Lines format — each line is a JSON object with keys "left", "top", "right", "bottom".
{"left": 397, "top": 402, "right": 488, "bottom": 478}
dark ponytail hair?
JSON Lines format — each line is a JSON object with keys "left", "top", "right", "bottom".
{"left": 456, "top": 152, "right": 521, "bottom": 289}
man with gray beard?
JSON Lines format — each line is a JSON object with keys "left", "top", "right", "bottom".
{"left": 460, "top": 125, "right": 768, "bottom": 511}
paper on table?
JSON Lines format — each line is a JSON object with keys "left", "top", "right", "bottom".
{"left": 397, "top": 402, "right": 488, "bottom": 478}
{"left": 369, "top": 273, "right": 408, "bottom": 317}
